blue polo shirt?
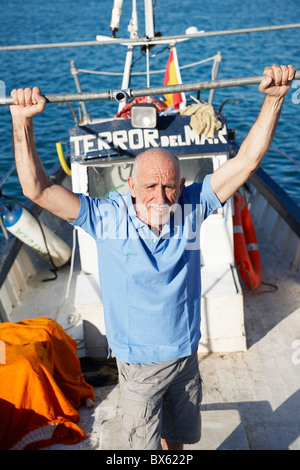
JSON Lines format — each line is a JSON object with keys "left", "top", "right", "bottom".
{"left": 71, "top": 174, "right": 222, "bottom": 363}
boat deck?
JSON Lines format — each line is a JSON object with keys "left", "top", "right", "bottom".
{"left": 10, "top": 226, "right": 300, "bottom": 450}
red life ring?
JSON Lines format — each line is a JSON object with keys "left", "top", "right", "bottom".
{"left": 233, "top": 192, "right": 262, "bottom": 289}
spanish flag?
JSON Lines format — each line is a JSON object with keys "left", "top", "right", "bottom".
{"left": 163, "top": 46, "right": 185, "bottom": 109}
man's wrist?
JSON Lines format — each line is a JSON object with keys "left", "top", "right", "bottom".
{"left": 11, "top": 115, "right": 33, "bottom": 133}
{"left": 262, "top": 94, "right": 285, "bottom": 115}
{"left": 264, "top": 93, "right": 285, "bottom": 106}
{"left": 11, "top": 115, "right": 35, "bottom": 148}
{"left": 12, "top": 114, "right": 32, "bottom": 124}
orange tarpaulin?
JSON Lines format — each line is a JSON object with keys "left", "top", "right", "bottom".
{"left": 0, "top": 317, "right": 94, "bottom": 450}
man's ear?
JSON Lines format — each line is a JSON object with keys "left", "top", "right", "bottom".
{"left": 128, "top": 177, "right": 137, "bottom": 198}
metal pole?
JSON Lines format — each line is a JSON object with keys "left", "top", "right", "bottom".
{"left": 0, "top": 23, "right": 300, "bottom": 51}
{"left": 70, "top": 60, "right": 91, "bottom": 123}
{"left": 119, "top": 45, "right": 134, "bottom": 112}
{"left": 1, "top": 71, "right": 300, "bottom": 106}
{"left": 129, "top": 71, "right": 300, "bottom": 99}
{"left": 0, "top": 90, "right": 113, "bottom": 106}
{"left": 146, "top": 45, "right": 150, "bottom": 88}
{"left": 208, "top": 51, "right": 222, "bottom": 105}
{"left": 110, "top": 0, "right": 124, "bottom": 37}
{"left": 118, "top": 0, "right": 138, "bottom": 113}
{"left": 144, "top": 0, "right": 155, "bottom": 39}
{"left": 129, "top": 0, "right": 138, "bottom": 38}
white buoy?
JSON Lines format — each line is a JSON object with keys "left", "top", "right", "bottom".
{"left": 3, "top": 204, "right": 71, "bottom": 268}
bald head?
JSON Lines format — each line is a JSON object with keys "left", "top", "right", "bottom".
{"left": 132, "top": 148, "right": 182, "bottom": 182}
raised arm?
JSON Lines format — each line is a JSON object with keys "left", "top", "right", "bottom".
{"left": 10, "top": 87, "right": 80, "bottom": 222}
{"left": 210, "top": 64, "right": 295, "bottom": 204}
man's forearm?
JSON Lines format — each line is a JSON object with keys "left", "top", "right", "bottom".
{"left": 211, "top": 94, "right": 286, "bottom": 204}
{"left": 12, "top": 116, "right": 52, "bottom": 201}
{"left": 10, "top": 87, "right": 80, "bottom": 222}
{"left": 238, "top": 94, "right": 284, "bottom": 171}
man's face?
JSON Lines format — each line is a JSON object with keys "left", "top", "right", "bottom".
{"left": 128, "top": 151, "right": 185, "bottom": 230}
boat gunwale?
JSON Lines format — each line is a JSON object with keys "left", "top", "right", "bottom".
{"left": 249, "top": 166, "right": 300, "bottom": 238}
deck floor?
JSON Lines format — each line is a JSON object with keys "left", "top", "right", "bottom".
{"left": 11, "top": 228, "right": 300, "bottom": 450}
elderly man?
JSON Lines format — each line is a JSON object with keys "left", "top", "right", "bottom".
{"left": 10, "top": 64, "right": 294, "bottom": 450}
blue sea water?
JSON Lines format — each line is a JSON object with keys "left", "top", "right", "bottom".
{"left": 0, "top": 0, "right": 299, "bottom": 208}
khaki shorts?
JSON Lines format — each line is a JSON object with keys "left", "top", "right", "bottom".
{"left": 116, "top": 350, "right": 202, "bottom": 450}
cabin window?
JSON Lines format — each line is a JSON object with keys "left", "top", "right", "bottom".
{"left": 87, "top": 156, "right": 214, "bottom": 198}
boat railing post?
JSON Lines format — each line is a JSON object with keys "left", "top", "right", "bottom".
{"left": 70, "top": 60, "right": 91, "bottom": 124}
{"left": 145, "top": 45, "right": 150, "bottom": 89}
{"left": 118, "top": 45, "right": 134, "bottom": 113}
{"left": 208, "top": 51, "right": 222, "bottom": 106}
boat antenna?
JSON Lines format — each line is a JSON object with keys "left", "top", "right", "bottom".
{"left": 110, "top": 0, "right": 124, "bottom": 37}
{"left": 144, "top": 0, "right": 155, "bottom": 38}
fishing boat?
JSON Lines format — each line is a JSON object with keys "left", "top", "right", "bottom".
{"left": 0, "top": 0, "right": 299, "bottom": 451}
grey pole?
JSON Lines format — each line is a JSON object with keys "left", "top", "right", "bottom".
{"left": 70, "top": 60, "right": 91, "bottom": 123}
{"left": 1, "top": 71, "right": 299, "bottom": 106}
{"left": 0, "top": 23, "right": 300, "bottom": 51}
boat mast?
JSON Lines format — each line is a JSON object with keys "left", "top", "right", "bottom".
{"left": 144, "top": 0, "right": 155, "bottom": 38}
{"left": 119, "top": 0, "right": 139, "bottom": 112}
{"left": 119, "top": 0, "right": 155, "bottom": 111}
{"left": 143, "top": 0, "right": 155, "bottom": 90}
